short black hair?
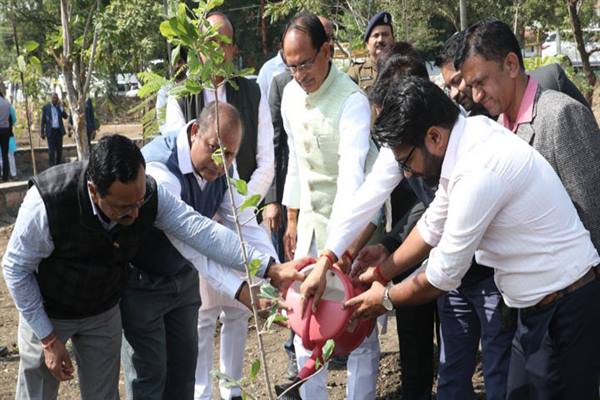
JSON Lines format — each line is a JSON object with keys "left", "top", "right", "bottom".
{"left": 454, "top": 18, "right": 524, "bottom": 70}
{"left": 88, "top": 135, "right": 145, "bottom": 197}
{"left": 373, "top": 76, "right": 459, "bottom": 148}
{"left": 434, "top": 31, "right": 464, "bottom": 68}
{"left": 282, "top": 13, "right": 327, "bottom": 52}
{"left": 376, "top": 41, "right": 421, "bottom": 71}
{"left": 370, "top": 52, "right": 429, "bottom": 107}
{"left": 206, "top": 11, "right": 236, "bottom": 45}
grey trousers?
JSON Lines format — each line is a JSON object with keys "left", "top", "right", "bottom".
{"left": 16, "top": 305, "right": 122, "bottom": 400}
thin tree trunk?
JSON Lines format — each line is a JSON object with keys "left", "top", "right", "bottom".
{"left": 12, "top": 21, "right": 37, "bottom": 175}
{"left": 60, "top": 0, "right": 99, "bottom": 160}
{"left": 459, "top": 0, "right": 467, "bottom": 30}
{"left": 259, "top": 0, "right": 268, "bottom": 58}
{"left": 567, "top": 0, "right": 596, "bottom": 105}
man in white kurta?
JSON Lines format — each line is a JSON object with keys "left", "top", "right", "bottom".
{"left": 280, "top": 14, "right": 381, "bottom": 400}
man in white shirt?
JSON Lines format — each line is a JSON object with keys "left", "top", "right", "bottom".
{"left": 256, "top": 50, "right": 286, "bottom": 101}
{"left": 345, "top": 76, "right": 600, "bottom": 400}
{"left": 280, "top": 13, "right": 380, "bottom": 400}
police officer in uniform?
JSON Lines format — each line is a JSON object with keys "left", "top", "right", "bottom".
{"left": 347, "top": 11, "right": 395, "bottom": 93}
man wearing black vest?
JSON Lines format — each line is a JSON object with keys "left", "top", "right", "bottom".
{"left": 2, "top": 135, "right": 307, "bottom": 400}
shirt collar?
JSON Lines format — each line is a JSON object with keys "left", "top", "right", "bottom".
{"left": 176, "top": 120, "right": 207, "bottom": 189}
{"left": 86, "top": 185, "right": 117, "bottom": 230}
{"left": 499, "top": 75, "right": 538, "bottom": 132}
{"left": 440, "top": 114, "right": 467, "bottom": 182}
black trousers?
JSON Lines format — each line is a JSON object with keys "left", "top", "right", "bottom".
{"left": 0, "top": 127, "right": 10, "bottom": 180}
{"left": 48, "top": 128, "right": 63, "bottom": 166}
{"left": 507, "top": 275, "right": 600, "bottom": 400}
{"left": 392, "top": 202, "right": 436, "bottom": 400}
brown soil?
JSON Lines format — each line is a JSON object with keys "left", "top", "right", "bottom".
{"left": 0, "top": 219, "right": 485, "bottom": 399}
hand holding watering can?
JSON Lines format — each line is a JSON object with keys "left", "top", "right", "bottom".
{"left": 275, "top": 256, "right": 377, "bottom": 399}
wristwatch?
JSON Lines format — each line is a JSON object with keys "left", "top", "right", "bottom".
{"left": 382, "top": 287, "right": 394, "bottom": 311}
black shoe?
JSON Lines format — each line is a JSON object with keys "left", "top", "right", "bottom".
{"left": 0, "top": 346, "right": 8, "bottom": 357}
{"left": 275, "top": 378, "right": 302, "bottom": 400}
{"left": 286, "top": 353, "right": 299, "bottom": 380}
{"left": 329, "top": 354, "right": 348, "bottom": 370}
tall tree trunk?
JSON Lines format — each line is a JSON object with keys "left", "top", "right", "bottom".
{"left": 60, "top": 0, "right": 100, "bottom": 160}
{"left": 12, "top": 21, "right": 37, "bottom": 174}
{"left": 259, "top": 0, "right": 268, "bottom": 58}
{"left": 459, "top": 0, "right": 468, "bottom": 30}
{"left": 568, "top": 0, "right": 596, "bottom": 105}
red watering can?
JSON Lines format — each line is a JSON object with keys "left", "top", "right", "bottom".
{"left": 275, "top": 263, "right": 375, "bottom": 399}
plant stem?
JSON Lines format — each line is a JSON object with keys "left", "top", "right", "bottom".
{"left": 212, "top": 81, "right": 275, "bottom": 400}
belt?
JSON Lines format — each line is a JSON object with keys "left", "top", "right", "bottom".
{"left": 523, "top": 266, "right": 600, "bottom": 314}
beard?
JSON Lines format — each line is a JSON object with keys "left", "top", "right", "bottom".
{"left": 418, "top": 146, "right": 443, "bottom": 187}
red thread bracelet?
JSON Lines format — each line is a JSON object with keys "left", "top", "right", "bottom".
{"left": 374, "top": 265, "right": 389, "bottom": 284}
{"left": 320, "top": 252, "right": 335, "bottom": 268}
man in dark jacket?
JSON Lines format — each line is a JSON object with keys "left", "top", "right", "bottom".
{"left": 2, "top": 134, "right": 307, "bottom": 400}
{"left": 40, "top": 93, "right": 68, "bottom": 166}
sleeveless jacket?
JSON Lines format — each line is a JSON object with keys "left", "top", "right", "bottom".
{"left": 133, "top": 133, "right": 228, "bottom": 275}
{"left": 31, "top": 161, "right": 158, "bottom": 319}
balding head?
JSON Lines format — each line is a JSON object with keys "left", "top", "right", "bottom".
{"left": 189, "top": 101, "right": 243, "bottom": 182}
{"left": 200, "top": 12, "right": 237, "bottom": 80}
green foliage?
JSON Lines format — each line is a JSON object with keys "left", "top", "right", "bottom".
{"left": 248, "top": 258, "right": 262, "bottom": 277}
{"left": 259, "top": 282, "right": 279, "bottom": 300}
{"left": 239, "top": 194, "right": 261, "bottom": 212}
{"left": 211, "top": 147, "right": 224, "bottom": 165}
{"left": 230, "top": 178, "right": 248, "bottom": 196}
{"left": 524, "top": 55, "right": 592, "bottom": 94}
{"left": 249, "top": 359, "right": 261, "bottom": 382}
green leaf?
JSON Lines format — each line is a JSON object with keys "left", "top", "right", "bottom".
{"left": 184, "top": 78, "right": 203, "bottom": 94}
{"left": 29, "top": 56, "right": 42, "bottom": 73}
{"left": 230, "top": 178, "right": 248, "bottom": 196}
{"left": 171, "top": 45, "right": 181, "bottom": 65}
{"left": 315, "top": 358, "right": 322, "bottom": 370}
{"left": 211, "top": 147, "right": 223, "bottom": 165}
{"left": 23, "top": 40, "right": 39, "bottom": 53}
{"left": 248, "top": 258, "right": 262, "bottom": 277}
{"left": 17, "top": 56, "right": 26, "bottom": 73}
{"left": 177, "top": 2, "right": 187, "bottom": 19}
{"left": 249, "top": 359, "right": 261, "bottom": 382}
{"left": 259, "top": 283, "right": 279, "bottom": 300}
{"left": 159, "top": 20, "right": 176, "bottom": 39}
{"left": 168, "top": 85, "right": 190, "bottom": 98}
{"left": 239, "top": 194, "right": 261, "bottom": 212}
{"left": 322, "top": 339, "right": 335, "bottom": 362}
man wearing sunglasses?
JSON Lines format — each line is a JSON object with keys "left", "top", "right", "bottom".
{"left": 280, "top": 12, "right": 382, "bottom": 400}
{"left": 2, "top": 134, "right": 308, "bottom": 400}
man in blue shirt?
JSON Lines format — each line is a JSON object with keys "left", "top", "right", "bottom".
{"left": 2, "top": 134, "right": 308, "bottom": 400}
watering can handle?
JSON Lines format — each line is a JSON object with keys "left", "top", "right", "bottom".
{"left": 301, "top": 298, "right": 315, "bottom": 350}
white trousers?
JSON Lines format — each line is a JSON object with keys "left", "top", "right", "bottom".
{"left": 294, "top": 325, "right": 381, "bottom": 400}
{"left": 0, "top": 152, "right": 17, "bottom": 177}
{"left": 194, "top": 305, "right": 250, "bottom": 400}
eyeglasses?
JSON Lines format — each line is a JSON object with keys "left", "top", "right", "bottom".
{"left": 109, "top": 191, "right": 153, "bottom": 219}
{"left": 285, "top": 48, "right": 320, "bottom": 75}
{"left": 396, "top": 146, "right": 417, "bottom": 174}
